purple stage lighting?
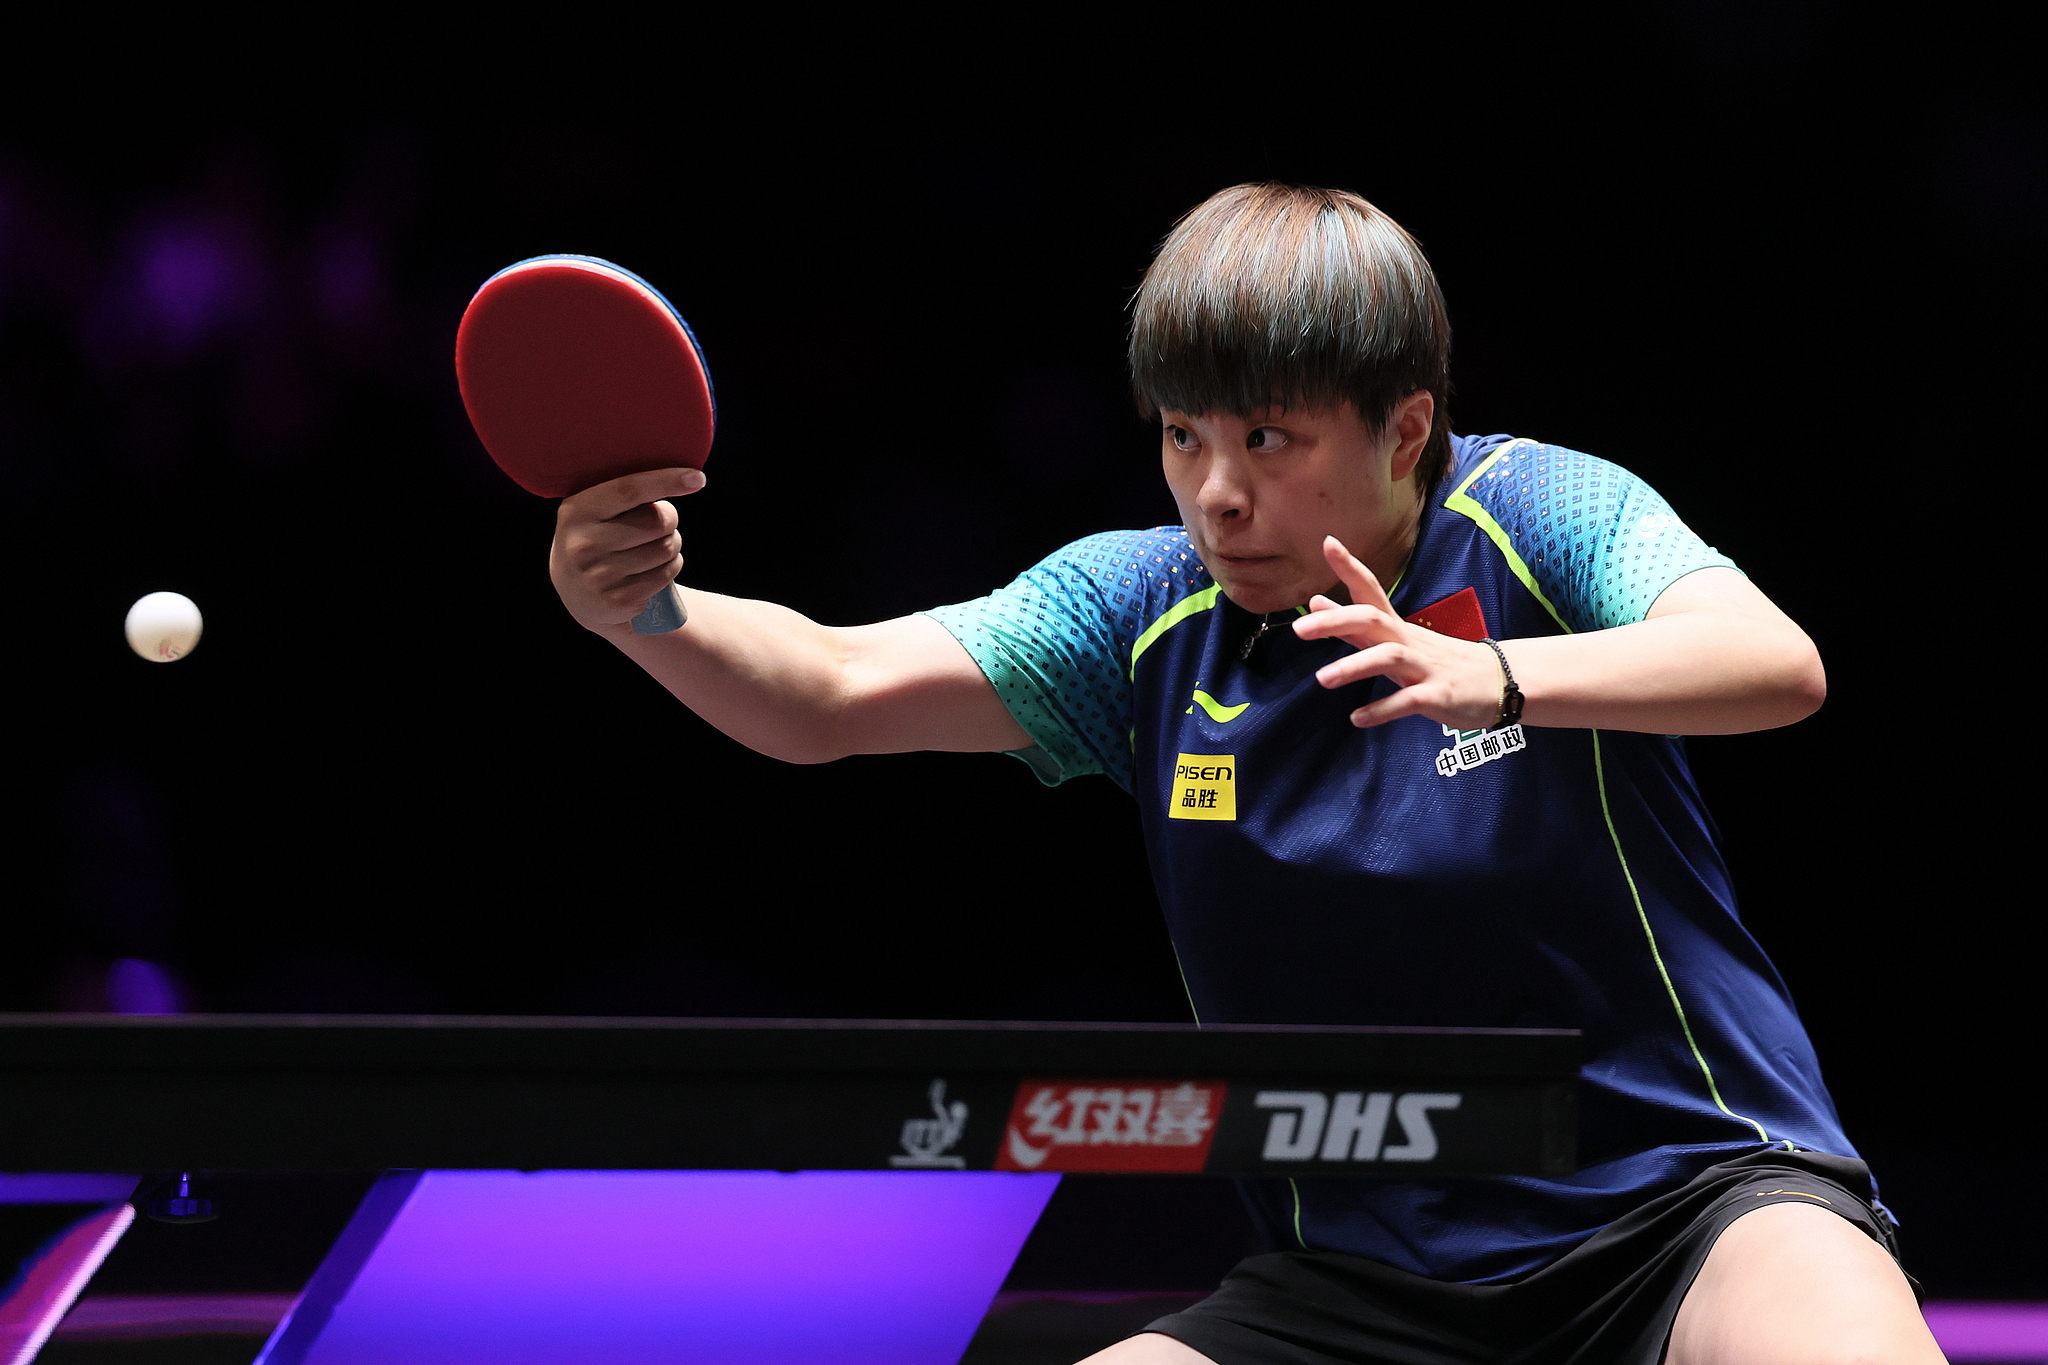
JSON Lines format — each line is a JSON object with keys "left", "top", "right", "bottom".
{"left": 105, "top": 959, "right": 184, "bottom": 1014}
{"left": 1922, "top": 1301, "right": 2048, "bottom": 1363}
{"left": 0, "top": 1203, "right": 134, "bottom": 1365}
{"left": 262, "top": 1170, "right": 1059, "bottom": 1365}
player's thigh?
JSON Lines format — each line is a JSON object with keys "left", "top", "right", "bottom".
{"left": 1076, "top": 1330, "right": 1219, "bottom": 1364}
{"left": 1666, "top": 1200, "right": 1944, "bottom": 1365}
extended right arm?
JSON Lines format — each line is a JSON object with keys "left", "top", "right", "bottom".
{"left": 548, "top": 468, "right": 1031, "bottom": 764}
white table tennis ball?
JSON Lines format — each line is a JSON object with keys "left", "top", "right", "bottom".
{"left": 125, "top": 591, "right": 203, "bottom": 662}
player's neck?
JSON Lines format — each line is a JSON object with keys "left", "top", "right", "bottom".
{"left": 1325, "top": 492, "right": 1422, "bottom": 605}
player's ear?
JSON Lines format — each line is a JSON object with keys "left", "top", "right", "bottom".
{"left": 1386, "top": 391, "right": 1434, "bottom": 482}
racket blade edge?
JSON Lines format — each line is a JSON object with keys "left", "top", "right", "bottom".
{"left": 456, "top": 257, "right": 715, "bottom": 499}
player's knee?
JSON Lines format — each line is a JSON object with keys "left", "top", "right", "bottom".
{"left": 1073, "top": 1332, "right": 1218, "bottom": 1364}
{"left": 1672, "top": 1204, "right": 1941, "bottom": 1365}
{"left": 1671, "top": 1321, "right": 1941, "bottom": 1365}
{"left": 1795, "top": 1342, "right": 1942, "bottom": 1365}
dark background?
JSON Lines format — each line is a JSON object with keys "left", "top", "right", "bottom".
{"left": 2, "top": 10, "right": 2034, "bottom": 1298}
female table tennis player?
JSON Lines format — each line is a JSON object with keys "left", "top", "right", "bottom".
{"left": 546, "top": 185, "right": 1940, "bottom": 1365}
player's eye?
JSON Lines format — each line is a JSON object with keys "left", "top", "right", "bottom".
{"left": 1246, "top": 426, "right": 1288, "bottom": 451}
{"left": 1166, "top": 425, "right": 1198, "bottom": 451}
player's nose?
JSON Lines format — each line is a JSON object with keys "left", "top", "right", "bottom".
{"left": 1197, "top": 455, "right": 1252, "bottom": 521}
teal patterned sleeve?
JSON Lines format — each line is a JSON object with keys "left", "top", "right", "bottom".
{"left": 922, "top": 531, "right": 1162, "bottom": 790}
{"left": 1456, "top": 441, "right": 1740, "bottom": 632}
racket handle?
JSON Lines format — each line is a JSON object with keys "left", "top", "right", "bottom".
{"left": 631, "top": 585, "right": 688, "bottom": 634}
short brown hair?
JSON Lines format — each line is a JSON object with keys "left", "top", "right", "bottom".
{"left": 1129, "top": 184, "right": 1453, "bottom": 495}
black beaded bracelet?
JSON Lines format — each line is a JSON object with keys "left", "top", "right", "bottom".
{"left": 1478, "top": 638, "right": 1524, "bottom": 729}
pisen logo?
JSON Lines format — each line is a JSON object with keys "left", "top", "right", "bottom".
{"left": 1253, "top": 1090, "right": 1463, "bottom": 1163}
{"left": 995, "top": 1079, "right": 1226, "bottom": 1172}
{"left": 1169, "top": 753, "right": 1237, "bottom": 821}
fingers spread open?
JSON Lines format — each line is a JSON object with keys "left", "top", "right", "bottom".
{"left": 1348, "top": 687, "right": 1433, "bottom": 729}
{"left": 1294, "top": 603, "right": 1399, "bottom": 647}
{"left": 1322, "top": 536, "right": 1395, "bottom": 615}
{"left": 1315, "top": 643, "right": 1413, "bottom": 691}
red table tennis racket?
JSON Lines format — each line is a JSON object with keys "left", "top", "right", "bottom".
{"left": 456, "top": 255, "right": 715, "bottom": 634}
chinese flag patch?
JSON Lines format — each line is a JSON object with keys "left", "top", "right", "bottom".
{"left": 1404, "top": 586, "right": 1489, "bottom": 641}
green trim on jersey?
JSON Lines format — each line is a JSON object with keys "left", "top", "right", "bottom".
{"left": 1452, "top": 439, "right": 1769, "bottom": 1146}
{"left": 1444, "top": 440, "right": 1574, "bottom": 634}
{"left": 1592, "top": 729, "right": 1773, "bottom": 1146}
{"left": 1169, "top": 941, "right": 1202, "bottom": 1025}
{"left": 1131, "top": 583, "right": 1225, "bottom": 677}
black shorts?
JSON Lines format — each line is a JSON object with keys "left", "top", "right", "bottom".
{"left": 1142, "top": 1148, "right": 1903, "bottom": 1365}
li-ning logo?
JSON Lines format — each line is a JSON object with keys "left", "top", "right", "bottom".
{"left": 891, "top": 1079, "right": 968, "bottom": 1168}
{"left": 1186, "top": 684, "right": 1250, "bottom": 723}
{"left": 996, "top": 1080, "right": 1224, "bottom": 1172}
{"left": 1254, "top": 1090, "right": 1463, "bottom": 1163}
{"left": 1434, "top": 723, "right": 1526, "bottom": 777}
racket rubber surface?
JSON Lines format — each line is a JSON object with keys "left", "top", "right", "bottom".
{"left": 457, "top": 255, "right": 715, "bottom": 495}
{"left": 457, "top": 255, "right": 714, "bottom": 633}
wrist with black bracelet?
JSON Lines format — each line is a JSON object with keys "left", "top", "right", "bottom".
{"left": 1477, "top": 638, "right": 1524, "bottom": 730}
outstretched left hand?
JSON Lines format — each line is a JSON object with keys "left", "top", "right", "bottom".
{"left": 1292, "top": 536, "right": 1510, "bottom": 732}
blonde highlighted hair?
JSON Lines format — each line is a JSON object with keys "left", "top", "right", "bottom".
{"left": 1129, "top": 184, "right": 1453, "bottom": 493}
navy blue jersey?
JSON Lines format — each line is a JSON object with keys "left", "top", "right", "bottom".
{"left": 926, "top": 435, "right": 1856, "bottom": 1283}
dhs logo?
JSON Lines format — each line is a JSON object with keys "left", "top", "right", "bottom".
{"left": 1252, "top": 1090, "right": 1462, "bottom": 1163}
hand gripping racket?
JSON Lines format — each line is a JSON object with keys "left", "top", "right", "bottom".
{"left": 456, "top": 255, "right": 716, "bottom": 634}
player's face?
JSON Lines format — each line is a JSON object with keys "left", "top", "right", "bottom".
{"left": 1159, "top": 396, "right": 1430, "bottom": 615}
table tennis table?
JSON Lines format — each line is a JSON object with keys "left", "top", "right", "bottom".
{"left": 1, "top": 1016, "right": 1579, "bottom": 1364}
{"left": 0, "top": 1014, "right": 1576, "bottom": 1175}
